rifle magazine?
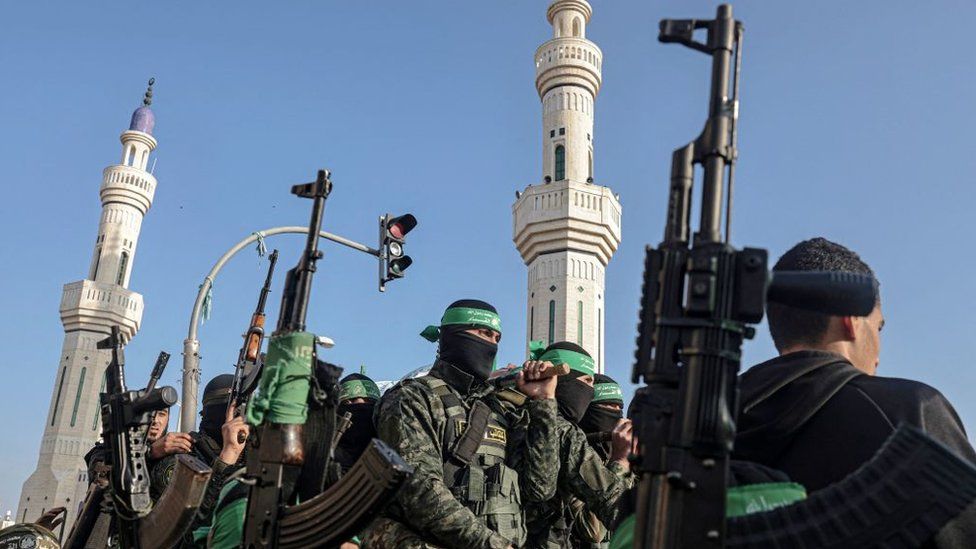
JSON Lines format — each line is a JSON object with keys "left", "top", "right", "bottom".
{"left": 278, "top": 439, "right": 413, "bottom": 548}
{"left": 138, "top": 454, "right": 212, "bottom": 549}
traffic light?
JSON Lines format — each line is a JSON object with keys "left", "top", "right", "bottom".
{"left": 379, "top": 213, "right": 417, "bottom": 291}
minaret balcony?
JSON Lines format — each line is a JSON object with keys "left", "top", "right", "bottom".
{"left": 100, "top": 165, "right": 156, "bottom": 214}
{"left": 59, "top": 280, "right": 143, "bottom": 340}
{"left": 512, "top": 179, "right": 621, "bottom": 265}
{"left": 535, "top": 37, "right": 603, "bottom": 98}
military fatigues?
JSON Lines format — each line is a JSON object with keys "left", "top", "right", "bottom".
{"left": 526, "top": 417, "right": 631, "bottom": 549}
{"left": 364, "top": 360, "right": 560, "bottom": 549}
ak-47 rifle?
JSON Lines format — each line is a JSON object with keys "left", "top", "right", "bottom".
{"left": 87, "top": 327, "right": 213, "bottom": 548}
{"left": 241, "top": 170, "right": 332, "bottom": 548}
{"left": 229, "top": 249, "right": 279, "bottom": 443}
{"left": 241, "top": 170, "right": 413, "bottom": 549}
{"left": 631, "top": 5, "right": 976, "bottom": 548}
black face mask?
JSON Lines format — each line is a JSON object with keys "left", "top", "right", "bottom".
{"left": 438, "top": 326, "right": 498, "bottom": 382}
{"left": 555, "top": 376, "right": 595, "bottom": 424}
{"left": 580, "top": 404, "right": 622, "bottom": 435}
{"left": 199, "top": 403, "right": 226, "bottom": 445}
{"left": 336, "top": 402, "right": 377, "bottom": 469}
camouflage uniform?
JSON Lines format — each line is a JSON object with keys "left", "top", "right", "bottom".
{"left": 364, "top": 359, "right": 560, "bottom": 549}
{"left": 525, "top": 416, "right": 632, "bottom": 549}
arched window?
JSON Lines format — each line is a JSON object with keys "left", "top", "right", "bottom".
{"left": 548, "top": 300, "right": 556, "bottom": 345}
{"left": 70, "top": 367, "right": 87, "bottom": 427}
{"left": 577, "top": 301, "right": 584, "bottom": 344}
{"left": 92, "top": 376, "right": 105, "bottom": 431}
{"left": 588, "top": 151, "right": 594, "bottom": 179}
{"left": 554, "top": 145, "right": 566, "bottom": 181}
{"left": 598, "top": 310, "right": 602, "bottom": 371}
{"left": 126, "top": 147, "right": 136, "bottom": 166}
{"left": 116, "top": 251, "right": 129, "bottom": 286}
{"left": 573, "top": 18, "right": 581, "bottom": 37}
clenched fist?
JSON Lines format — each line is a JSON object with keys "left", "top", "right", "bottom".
{"left": 516, "top": 360, "right": 558, "bottom": 401}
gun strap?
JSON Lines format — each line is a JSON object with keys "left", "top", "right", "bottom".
{"left": 451, "top": 400, "right": 492, "bottom": 464}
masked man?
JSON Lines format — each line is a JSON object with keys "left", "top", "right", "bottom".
{"left": 365, "top": 300, "right": 560, "bottom": 549}
{"left": 525, "top": 343, "right": 632, "bottom": 549}
{"left": 335, "top": 371, "right": 382, "bottom": 473}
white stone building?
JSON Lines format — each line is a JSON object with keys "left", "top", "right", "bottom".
{"left": 513, "top": 0, "right": 621, "bottom": 372}
{"left": 17, "top": 81, "right": 158, "bottom": 536}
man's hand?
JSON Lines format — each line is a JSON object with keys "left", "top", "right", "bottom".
{"left": 35, "top": 507, "right": 66, "bottom": 532}
{"left": 219, "top": 404, "right": 249, "bottom": 465}
{"left": 149, "top": 432, "right": 193, "bottom": 460}
{"left": 516, "top": 360, "right": 558, "bottom": 401}
{"left": 610, "top": 418, "right": 633, "bottom": 471}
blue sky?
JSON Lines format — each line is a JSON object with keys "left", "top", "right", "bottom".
{"left": 3, "top": 1, "right": 976, "bottom": 514}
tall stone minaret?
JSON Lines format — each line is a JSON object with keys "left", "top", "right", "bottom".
{"left": 513, "top": 0, "right": 621, "bottom": 372}
{"left": 18, "top": 80, "right": 158, "bottom": 535}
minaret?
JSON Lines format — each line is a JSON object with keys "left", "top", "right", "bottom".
{"left": 17, "top": 80, "right": 158, "bottom": 534}
{"left": 513, "top": 0, "right": 621, "bottom": 372}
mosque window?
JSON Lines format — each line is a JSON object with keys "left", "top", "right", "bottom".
{"left": 70, "top": 368, "right": 87, "bottom": 427}
{"left": 577, "top": 301, "right": 584, "bottom": 344}
{"left": 116, "top": 252, "right": 129, "bottom": 285}
{"left": 548, "top": 300, "right": 556, "bottom": 345}
{"left": 550, "top": 130, "right": 555, "bottom": 138}
{"left": 530, "top": 306, "right": 535, "bottom": 340}
{"left": 573, "top": 18, "right": 581, "bottom": 37}
{"left": 90, "top": 248, "right": 101, "bottom": 279}
{"left": 598, "top": 310, "right": 602, "bottom": 370}
{"left": 51, "top": 367, "right": 67, "bottom": 426}
{"left": 559, "top": 127, "right": 566, "bottom": 135}
{"left": 554, "top": 146, "right": 566, "bottom": 181}
{"left": 588, "top": 151, "right": 593, "bottom": 179}
{"left": 126, "top": 147, "right": 136, "bottom": 166}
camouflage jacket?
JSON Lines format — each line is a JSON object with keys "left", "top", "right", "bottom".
{"left": 525, "top": 417, "right": 632, "bottom": 548}
{"left": 366, "top": 360, "right": 560, "bottom": 549}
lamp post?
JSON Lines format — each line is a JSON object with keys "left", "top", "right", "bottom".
{"left": 179, "top": 226, "right": 380, "bottom": 432}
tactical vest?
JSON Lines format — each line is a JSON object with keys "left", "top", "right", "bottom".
{"left": 418, "top": 375, "right": 527, "bottom": 545}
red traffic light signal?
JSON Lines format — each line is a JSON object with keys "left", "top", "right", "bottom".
{"left": 386, "top": 214, "right": 417, "bottom": 240}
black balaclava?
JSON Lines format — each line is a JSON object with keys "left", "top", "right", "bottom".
{"left": 549, "top": 342, "right": 595, "bottom": 424}
{"left": 437, "top": 299, "right": 500, "bottom": 382}
{"left": 336, "top": 373, "right": 379, "bottom": 471}
{"left": 199, "top": 374, "right": 235, "bottom": 444}
{"left": 580, "top": 374, "right": 624, "bottom": 435}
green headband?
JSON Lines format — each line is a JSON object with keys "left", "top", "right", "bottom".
{"left": 537, "top": 348, "right": 595, "bottom": 377}
{"left": 339, "top": 379, "right": 381, "bottom": 402}
{"left": 420, "top": 306, "right": 502, "bottom": 342}
{"left": 593, "top": 382, "right": 623, "bottom": 403}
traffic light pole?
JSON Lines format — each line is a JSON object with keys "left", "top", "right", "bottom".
{"left": 179, "top": 225, "right": 380, "bottom": 432}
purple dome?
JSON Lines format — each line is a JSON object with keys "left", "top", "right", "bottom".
{"left": 129, "top": 106, "right": 155, "bottom": 135}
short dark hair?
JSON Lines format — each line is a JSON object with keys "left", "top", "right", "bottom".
{"left": 767, "top": 237, "right": 877, "bottom": 352}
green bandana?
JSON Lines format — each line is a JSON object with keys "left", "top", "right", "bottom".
{"left": 420, "top": 306, "right": 502, "bottom": 342}
{"left": 339, "top": 379, "right": 381, "bottom": 402}
{"left": 593, "top": 382, "right": 623, "bottom": 403}
{"left": 537, "top": 348, "right": 595, "bottom": 376}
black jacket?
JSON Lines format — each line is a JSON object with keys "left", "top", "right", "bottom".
{"left": 735, "top": 350, "right": 976, "bottom": 547}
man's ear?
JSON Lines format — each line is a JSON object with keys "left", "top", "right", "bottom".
{"left": 840, "top": 316, "right": 857, "bottom": 341}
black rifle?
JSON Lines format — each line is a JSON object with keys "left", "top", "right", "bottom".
{"left": 242, "top": 170, "right": 332, "bottom": 549}
{"left": 229, "top": 249, "right": 280, "bottom": 441}
{"left": 630, "top": 6, "right": 878, "bottom": 548}
{"left": 95, "top": 327, "right": 180, "bottom": 548}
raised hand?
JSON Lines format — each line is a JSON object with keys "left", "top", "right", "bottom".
{"left": 219, "top": 404, "right": 250, "bottom": 465}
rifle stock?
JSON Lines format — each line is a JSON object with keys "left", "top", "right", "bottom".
{"left": 278, "top": 439, "right": 413, "bottom": 548}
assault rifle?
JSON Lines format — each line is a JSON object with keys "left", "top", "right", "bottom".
{"left": 242, "top": 170, "right": 331, "bottom": 548}
{"left": 631, "top": 5, "right": 976, "bottom": 548}
{"left": 229, "top": 249, "right": 279, "bottom": 442}
{"left": 241, "top": 170, "right": 413, "bottom": 548}
{"left": 83, "top": 327, "right": 212, "bottom": 548}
